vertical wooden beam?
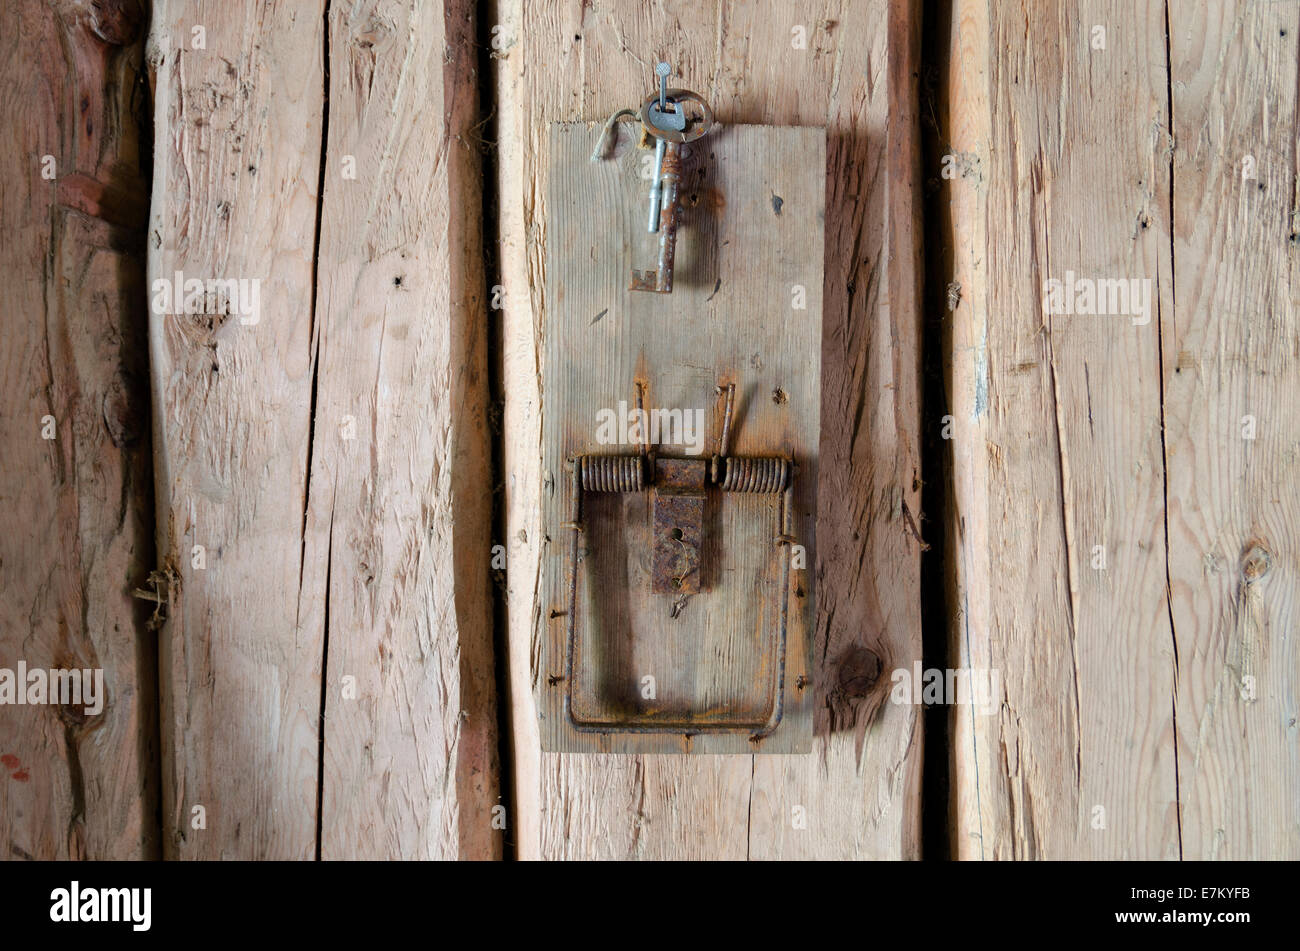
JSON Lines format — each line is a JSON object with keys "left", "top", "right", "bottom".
{"left": 749, "top": 0, "right": 925, "bottom": 859}
{"left": 938, "top": 0, "right": 994, "bottom": 860}
{"left": 306, "top": 0, "right": 500, "bottom": 860}
{"left": 1166, "top": 1, "right": 1300, "bottom": 859}
{"left": 498, "top": 0, "right": 924, "bottom": 858}
{"left": 944, "top": 0, "right": 1180, "bottom": 858}
{"left": 0, "top": 0, "right": 157, "bottom": 860}
{"left": 147, "top": 0, "right": 325, "bottom": 858}
{"left": 149, "top": 0, "right": 499, "bottom": 859}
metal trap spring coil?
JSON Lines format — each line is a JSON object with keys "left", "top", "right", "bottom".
{"left": 718, "top": 456, "right": 789, "bottom": 493}
{"left": 578, "top": 454, "right": 645, "bottom": 492}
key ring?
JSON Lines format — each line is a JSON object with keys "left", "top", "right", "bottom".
{"left": 639, "top": 89, "right": 715, "bottom": 144}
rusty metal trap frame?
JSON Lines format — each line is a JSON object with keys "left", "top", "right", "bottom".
{"left": 561, "top": 384, "right": 798, "bottom": 739}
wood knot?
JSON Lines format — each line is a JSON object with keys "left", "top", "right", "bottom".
{"left": 826, "top": 644, "right": 886, "bottom": 733}
{"left": 51, "top": 652, "right": 105, "bottom": 731}
{"left": 835, "top": 645, "right": 882, "bottom": 700}
{"left": 1241, "top": 542, "right": 1272, "bottom": 584}
{"left": 57, "top": 695, "right": 96, "bottom": 729}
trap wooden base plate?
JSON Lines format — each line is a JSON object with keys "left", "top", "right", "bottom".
{"left": 536, "top": 121, "right": 824, "bottom": 753}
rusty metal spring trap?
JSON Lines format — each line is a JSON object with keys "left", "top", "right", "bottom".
{"left": 561, "top": 384, "right": 797, "bottom": 740}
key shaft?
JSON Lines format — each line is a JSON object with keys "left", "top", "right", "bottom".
{"left": 631, "top": 65, "right": 713, "bottom": 294}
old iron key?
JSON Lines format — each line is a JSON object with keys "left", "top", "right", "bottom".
{"left": 630, "top": 63, "right": 715, "bottom": 294}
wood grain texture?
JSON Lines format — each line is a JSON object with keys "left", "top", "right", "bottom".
{"left": 0, "top": 0, "right": 157, "bottom": 861}
{"left": 1166, "top": 2, "right": 1300, "bottom": 859}
{"left": 945, "top": 0, "right": 1300, "bottom": 861}
{"left": 148, "top": 0, "right": 499, "bottom": 860}
{"left": 538, "top": 123, "right": 823, "bottom": 754}
{"left": 498, "top": 0, "right": 924, "bottom": 858}
{"left": 147, "top": 0, "right": 325, "bottom": 859}
{"left": 305, "top": 0, "right": 500, "bottom": 860}
{"left": 939, "top": 0, "right": 1300, "bottom": 859}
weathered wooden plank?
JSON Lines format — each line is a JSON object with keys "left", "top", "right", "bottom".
{"left": 146, "top": 0, "right": 325, "bottom": 859}
{"left": 746, "top": 0, "right": 926, "bottom": 861}
{"left": 1166, "top": 1, "right": 1300, "bottom": 859}
{"left": 536, "top": 123, "right": 823, "bottom": 755}
{"left": 943, "top": 0, "right": 1180, "bottom": 858}
{"left": 939, "top": 0, "right": 996, "bottom": 862}
{"left": 499, "top": 0, "right": 923, "bottom": 857}
{"left": 0, "top": 0, "right": 157, "bottom": 861}
{"left": 305, "top": 0, "right": 500, "bottom": 860}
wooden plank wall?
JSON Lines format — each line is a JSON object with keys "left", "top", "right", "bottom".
{"left": 306, "top": 0, "right": 498, "bottom": 861}
{"left": 497, "top": 0, "right": 926, "bottom": 858}
{"left": 0, "top": 0, "right": 157, "bottom": 861}
{"left": 148, "top": 0, "right": 326, "bottom": 861}
{"left": 1166, "top": 1, "right": 1300, "bottom": 859}
{"left": 10, "top": 0, "right": 1294, "bottom": 864}
{"left": 146, "top": 0, "right": 498, "bottom": 859}
{"left": 942, "top": 0, "right": 1300, "bottom": 859}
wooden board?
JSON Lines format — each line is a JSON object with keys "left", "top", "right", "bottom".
{"left": 942, "top": 0, "right": 1300, "bottom": 859}
{"left": 304, "top": 0, "right": 501, "bottom": 860}
{"left": 498, "top": 0, "right": 924, "bottom": 856}
{"left": 943, "top": 0, "right": 1180, "bottom": 861}
{"left": 147, "top": 0, "right": 499, "bottom": 859}
{"left": 147, "top": 0, "right": 326, "bottom": 859}
{"left": 1166, "top": 2, "right": 1300, "bottom": 859}
{"left": 537, "top": 122, "right": 823, "bottom": 754}
{"left": 0, "top": 0, "right": 157, "bottom": 861}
